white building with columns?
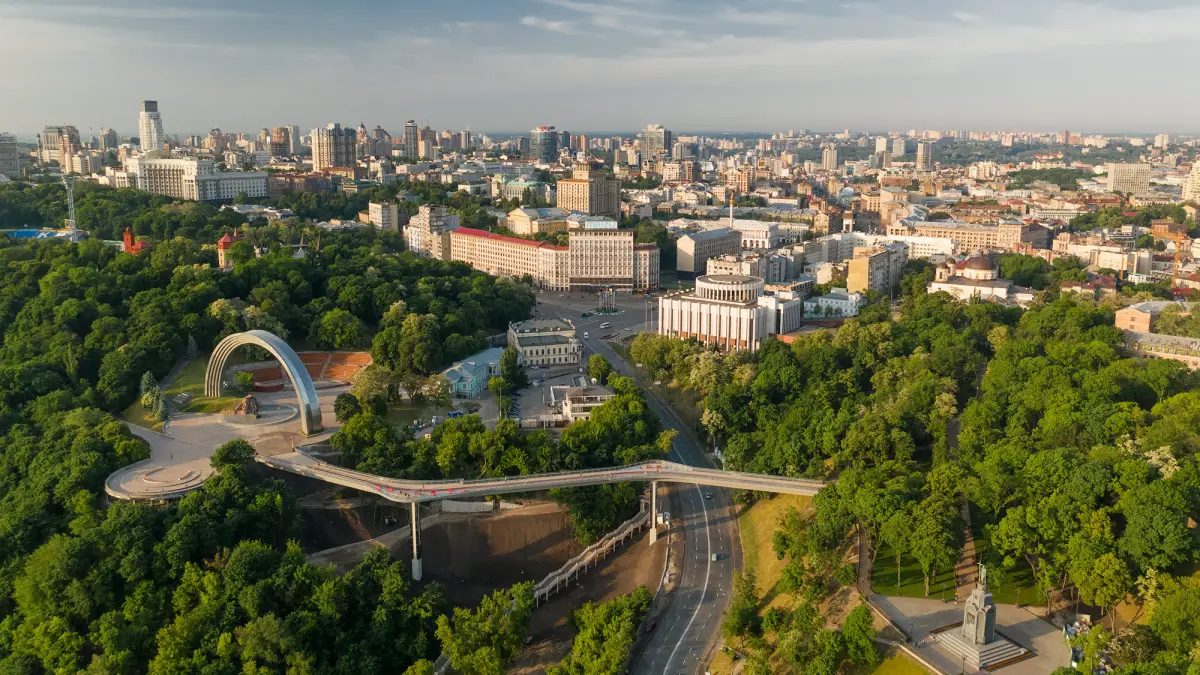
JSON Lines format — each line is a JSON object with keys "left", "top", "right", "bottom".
{"left": 658, "top": 274, "right": 804, "bottom": 352}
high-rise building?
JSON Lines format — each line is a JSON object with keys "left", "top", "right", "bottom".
{"left": 1108, "top": 162, "right": 1151, "bottom": 195}
{"left": 459, "top": 129, "right": 473, "bottom": 150}
{"left": 138, "top": 101, "right": 164, "bottom": 153}
{"left": 288, "top": 125, "right": 302, "bottom": 154}
{"left": 916, "top": 141, "right": 935, "bottom": 170}
{"left": 642, "top": 124, "right": 673, "bottom": 156}
{"left": 556, "top": 161, "right": 620, "bottom": 215}
{"left": 1184, "top": 163, "right": 1200, "bottom": 203}
{"left": 530, "top": 126, "right": 558, "bottom": 164}
{"left": 100, "top": 128, "right": 119, "bottom": 151}
{"left": 403, "top": 120, "right": 418, "bottom": 159}
{"left": 1061, "top": 129, "right": 1070, "bottom": 145}
{"left": 38, "top": 125, "right": 80, "bottom": 164}
{"left": 0, "top": 133, "right": 19, "bottom": 178}
{"left": 875, "top": 137, "right": 889, "bottom": 153}
{"left": 311, "top": 123, "right": 356, "bottom": 171}
{"left": 891, "top": 138, "right": 906, "bottom": 157}
{"left": 557, "top": 130, "right": 571, "bottom": 153}
{"left": 821, "top": 145, "right": 838, "bottom": 172}
{"left": 268, "top": 127, "right": 291, "bottom": 158}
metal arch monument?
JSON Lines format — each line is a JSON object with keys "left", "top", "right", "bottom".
{"left": 205, "top": 330, "right": 324, "bottom": 435}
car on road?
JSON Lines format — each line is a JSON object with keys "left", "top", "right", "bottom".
{"left": 704, "top": 492, "right": 713, "bottom": 500}
{"left": 711, "top": 553, "right": 719, "bottom": 562}
{"left": 583, "top": 332, "right": 589, "bottom": 339}
{"left": 599, "top": 322, "right": 611, "bottom": 329}
{"left": 645, "top": 620, "right": 656, "bottom": 633}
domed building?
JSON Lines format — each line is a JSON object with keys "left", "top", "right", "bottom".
{"left": 929, "top": 255, "right": 1035, "bottom": 305}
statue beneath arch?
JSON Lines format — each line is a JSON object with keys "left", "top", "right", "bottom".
{"left": 205, "top": 330, "right": 323, "bottom": 435}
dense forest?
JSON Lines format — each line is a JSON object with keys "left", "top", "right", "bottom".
{"left": 0, "top": 224, "right": 543, "bottom": 673}
{"left": 632, "top": 278, "right": 1200, "bottom": 672}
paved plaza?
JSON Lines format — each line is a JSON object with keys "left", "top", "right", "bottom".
{"left": 871, "top": 594, "right": 1069, "bottom": 675}
{"left": 107, "top": 385, "right": 345, "bottom": 500}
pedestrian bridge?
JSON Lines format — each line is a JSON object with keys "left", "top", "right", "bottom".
{"left": 259, "top": 450, "right": 826, "bottom": 581}
{"left": 257, "top": 451, "right": 826, "bottom": 503}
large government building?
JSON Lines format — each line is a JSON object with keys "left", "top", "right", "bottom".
{"left": 658, "top": 275, "right": 805, "bottom": 352}
{"left": 439, "top": 225, "right": 659, "bottom": 293}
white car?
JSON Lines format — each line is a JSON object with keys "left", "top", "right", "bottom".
{"left": 583, "top": 332, "right": 589, "bottom": 339}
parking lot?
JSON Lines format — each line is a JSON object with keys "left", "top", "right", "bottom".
{"left": 512, "top": 370, "right": 590, "bottom": 423}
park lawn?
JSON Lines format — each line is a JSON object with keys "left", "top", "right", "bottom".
{"left": 121, "top": 358, "right": 246, "bottom": 427}
{"left": 969, "top": 536, "right": 1039, "bottom": 606}
{"left": 707, "top": 649, "right": 735, "bottom": 675}
{"left": 867, "top": 652, "right": 929, "bottom": 675}
{"left": 870, "top": 542, "right": 956, "bottom": 600}
{"left": 740, "top": 493, "right": 812, "bottom": 610}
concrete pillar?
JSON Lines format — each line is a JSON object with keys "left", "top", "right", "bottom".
{"left": 411, "top": 503, "right": 423, "bottom": 581}
{"left": 650, "top": 481, "right": 659, "bottom": 544}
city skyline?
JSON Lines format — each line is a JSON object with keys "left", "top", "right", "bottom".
{"left": 3, "top": 0, "right": 1199, "bottom": 135}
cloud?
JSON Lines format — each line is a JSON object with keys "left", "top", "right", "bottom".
{"left": 0, "top": 3, "right": 262, "bottom": 20}
{"left": 520, "top": 15, "right": 579, "bottom": 34}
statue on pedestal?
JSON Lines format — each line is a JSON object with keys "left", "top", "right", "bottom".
{"left": 962, "top": 563, "right": 996, "bottom": 645}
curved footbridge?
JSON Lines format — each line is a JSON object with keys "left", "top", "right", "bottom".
{"left": 258, "top": 451, "right": 826, "bottom": 579}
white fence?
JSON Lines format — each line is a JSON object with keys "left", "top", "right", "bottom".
{"left": 534, "top": 501, "right": 649, "bottom": 606}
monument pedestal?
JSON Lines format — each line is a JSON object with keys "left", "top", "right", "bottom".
{"left": 939, "top": 630, "right": 1029, "bottom": 670}
{"left": 937, "top": 566, "right": 1030, "bottom": 670}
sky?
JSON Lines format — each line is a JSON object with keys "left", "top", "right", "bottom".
{"left": 2, "top": 0, "right": 1198, "bottom": 137}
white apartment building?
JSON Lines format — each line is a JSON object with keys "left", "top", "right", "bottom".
{"left": 138, "top": 101, "right": 163, "bottom": 153}
{"left": 123, "top": 156, "right": 267, "bottom": 202}
{"left": 677, "top": 228, "right": 742, "bottom": 278}
{"left": 659, "top": 275, "right": 804, "bottom": 352}
{"left": 1107, "top": 162, "right": 1151, "bottom": 195}
{"left": 368, "top": 201, "right": 400, "bottom": 230}
{"left": 508, "top": 318, "right": 580, "bottom": 367}
{"left": 1183, "top": 163, "right": 1200, "bottom": 203}
{"left": 405, "top": 205, "right": 461, "bottom": 259}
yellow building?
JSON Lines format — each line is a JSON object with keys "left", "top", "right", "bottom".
{"left": 556, "top": 161, "right": 620, "bottom": 215}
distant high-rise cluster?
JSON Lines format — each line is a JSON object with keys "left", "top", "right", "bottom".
{"left": 139, "top": 100, "right": 164, "bottom": 152}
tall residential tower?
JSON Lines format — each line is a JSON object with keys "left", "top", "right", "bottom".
{"left": 138, "top": 101, "right": 164, "bottom": 153}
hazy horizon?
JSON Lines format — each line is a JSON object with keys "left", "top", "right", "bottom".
{"left": 3, "top": 0, "right": 1198, "bottom": 136}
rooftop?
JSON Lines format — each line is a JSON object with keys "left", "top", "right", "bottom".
{"left": 511, "top": 318, "right": 574, "bottom": 333}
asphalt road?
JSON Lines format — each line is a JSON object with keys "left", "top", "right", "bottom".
{"left": 535, "top": 292, "right": 741, "bottom": 675}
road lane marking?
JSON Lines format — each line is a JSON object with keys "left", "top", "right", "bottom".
{"left": 663, "top": 482, "right": 712, "bottom": 674}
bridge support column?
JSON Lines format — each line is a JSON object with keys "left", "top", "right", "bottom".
{"left": 650, "top": 481, "right": 658, "bottom": 544}
{"left": 411, "top": 503, "right": 423, "bottom": 582}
